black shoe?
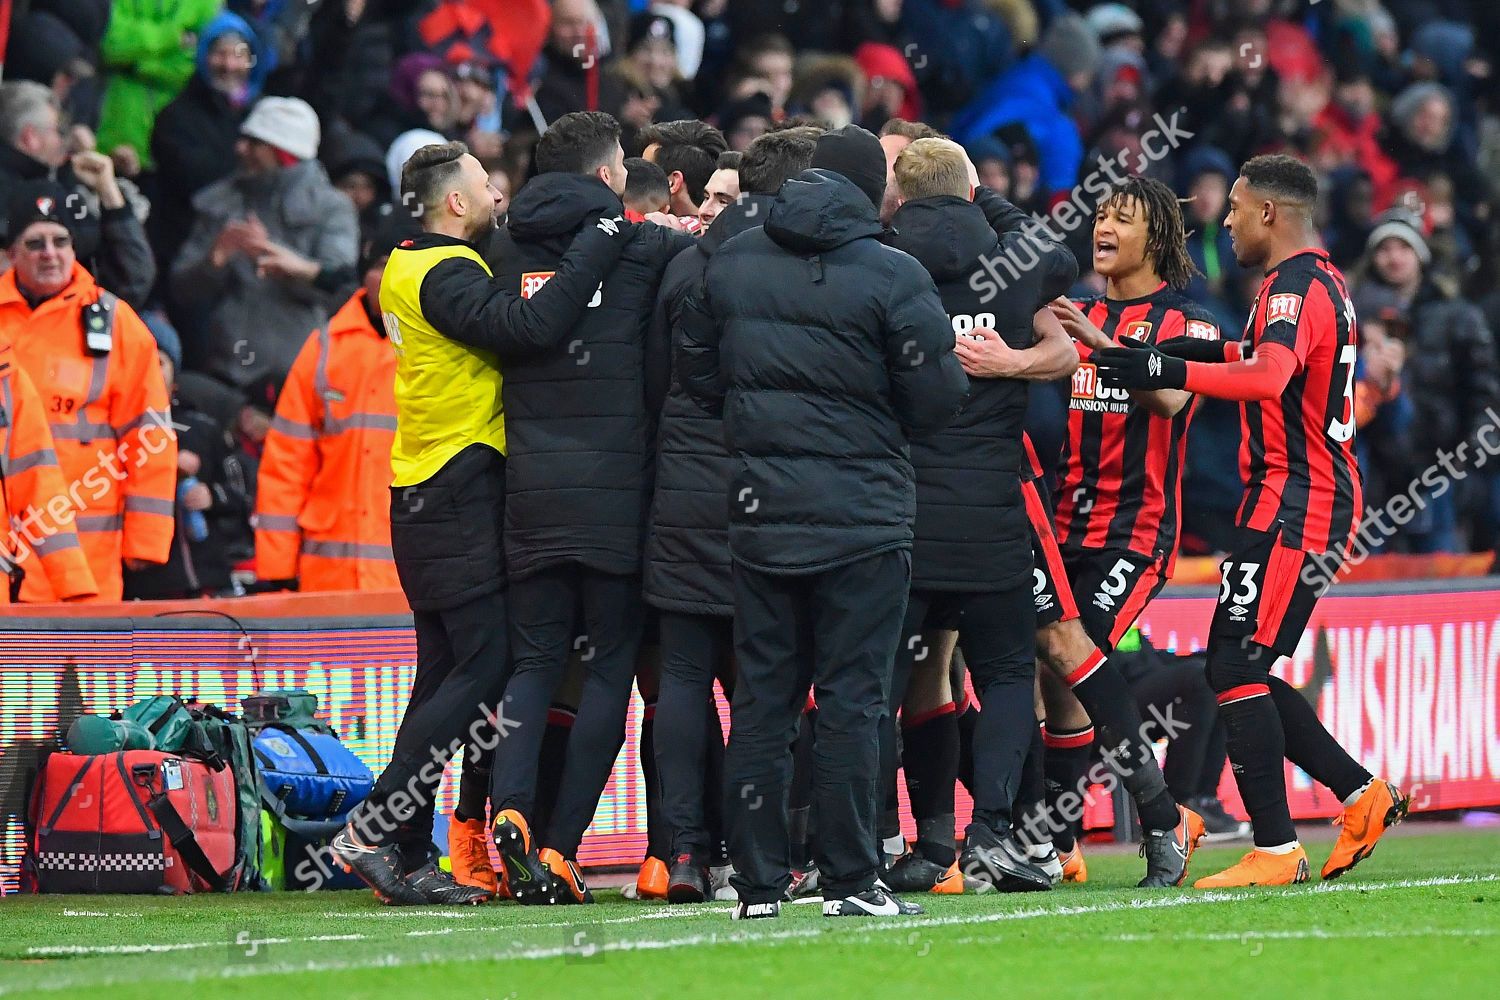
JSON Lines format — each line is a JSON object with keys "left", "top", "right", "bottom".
{"left": 405, "top": 863, "right": 492, "bottom": 905}
{"left": 1138, "top": 806, "right": 1205, "bottom": 888}
{"left": 492, "top": 809, "right": 558, "bottom": 905}
{"left": 731, "top": 899, "right": 781, "bottom": 920}
{"left": 823, "top": 886, "right": 924, "bottom": 917}
{"left": 331, "top": 823, "right": 426, "bottom": 905}
{"left": 1191, "top": 796, "right": 1252, "bottom": 842}
{"left": 959, "top": 824, "right": 1051, "bottom": 892}
{"left": 666, "top": 854, "right": 709, "bottom": 904}
{"left": 883, "top": 852, "right": 962, "bottom": 894}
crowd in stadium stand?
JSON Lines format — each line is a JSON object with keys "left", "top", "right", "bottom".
{"left": 0, "top": 0, "right": 1497, "bottom": 598}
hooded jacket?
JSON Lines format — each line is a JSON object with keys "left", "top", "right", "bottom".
{"left": 96, "top": 0, "right": 221, "bottom": 168}
{"left": 485, "top": 173, "right": 694, "bottom": 579}
{"left": 644, "top": 193, "right": 775, "bottom": 616}
{"left": 150, "top": 13, "right": 268, "bottom": 278}
{"left": 678, "top": 169, "right": 968, "bottom": 575}
{"left": 883, "top": 193, "right": 1063, "bottom": 590}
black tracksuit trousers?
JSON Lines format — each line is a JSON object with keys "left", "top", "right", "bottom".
{"left": 490, "top": 563, "right": 645, "bottom": 856}
{"left": 655, "top": 611, "right": 735, "bottom": 860}
{"left": 359, "top": 446, "right": 513, "bottom": 848}
{"left": 725, "top": 550, "right": 910, "bottom": 904}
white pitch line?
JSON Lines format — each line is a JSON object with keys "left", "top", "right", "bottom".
{"left": 1095, "top": 928, "right": 1500, "bottom": 944}
{"left": 11, "top": 873, "right": 1496, "bottom": 987}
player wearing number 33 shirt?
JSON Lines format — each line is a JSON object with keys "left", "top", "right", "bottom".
{"left": 1096, "top": 155, "right": 1398, "bottom": 891}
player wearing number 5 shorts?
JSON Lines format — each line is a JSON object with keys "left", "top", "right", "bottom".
{"left": 1026, "top": 178, "right": 1217, "bottom": 887}
{"left": 1095, "top": 155, "right": 1405, "bottom": 888}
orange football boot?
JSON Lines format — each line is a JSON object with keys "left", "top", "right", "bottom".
{"left": 1322, "top": 780, "right": 1409, "bottom": 880}
{"left": 636, "top": 856, "right": 670, "bottom": 899}
{"left": 448, "top": 813, "right": 499, "bottom": 894}
{"left": 1194, "top": 846, "right": 1311, "bottom": 888}
{"left": 540, "top": 847, "right": 595, "bottom": 904}
{"left": 1059, "top": 843, "right": 1088, "bottom": 883}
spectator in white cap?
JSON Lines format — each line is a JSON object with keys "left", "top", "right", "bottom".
{"left": 170, "top": 96, "right": 358, "bottom": 387}
{"left": 1086, "top": 3, "right": 1145, "bottom": 52}
{"left": 385, "top": 129, "right": 447, "bottom": 205}
{"left": 1354, "top": 208, "right": 1500, "bottom": 551}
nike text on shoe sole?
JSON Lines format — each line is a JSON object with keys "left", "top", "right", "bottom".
{"left": 732, "top": 901, "right": 780, "bottom": 920}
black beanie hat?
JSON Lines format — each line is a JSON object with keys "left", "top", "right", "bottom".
{"left": 810, "top": 124, "right": 887, "bottom": 211}
{"left": 4, "top": 180, "right": 79, "bottom": 246}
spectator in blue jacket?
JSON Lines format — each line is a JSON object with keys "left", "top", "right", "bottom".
{"left": 949, "top": 13, "right": 1099, "bottom": 194}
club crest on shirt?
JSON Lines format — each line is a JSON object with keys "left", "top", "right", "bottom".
{"left": 521, "top": 272, "right": 555, "bottom": 298}
{"left": 521, "top": 271, "right": 604, "bottom": 308}
{"left": 1121, "top": 320, "right": 1153, "bottom": 342}
{"left": 1267, "top": 293, "right": 1303, "bottom": 326}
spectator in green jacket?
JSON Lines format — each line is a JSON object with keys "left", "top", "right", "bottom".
{"left": 95, "top": 0, "right": 220, "bottom": 172}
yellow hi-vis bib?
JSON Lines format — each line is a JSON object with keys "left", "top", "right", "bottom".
{"left": 380, "top": 240, "right": 507, "bottom": 486}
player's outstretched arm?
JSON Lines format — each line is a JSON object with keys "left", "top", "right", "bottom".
{"left": 420, "top": 215, "right": 632, "bottom": 356}
{"left": 1096, "top": 339, "right": 1297, "bottom": 402}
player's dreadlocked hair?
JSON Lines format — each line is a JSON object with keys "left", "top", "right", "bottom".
{"left": 1099, "top": 176, "right": 1199, "bottom": 291}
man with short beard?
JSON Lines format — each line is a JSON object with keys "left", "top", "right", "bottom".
{"left": 330, "top": 140, "right": 634, "bottom": 907}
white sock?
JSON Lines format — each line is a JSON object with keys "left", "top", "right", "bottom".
{"left": 1343, "top": 781, "right": 1373, "bottom": 807}
{"left": 1259, "top": 841, "right": 1300, "bottom": 855}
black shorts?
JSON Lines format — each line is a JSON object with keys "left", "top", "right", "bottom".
{"left": 1024, "top": 479, "right": 1079, "bottom": 630}
{"left": 1207, "top": 525, "right": 1335, "bottom": 658}
{"left": 1061, "top": 546, "right": 1170, "bottom": 654}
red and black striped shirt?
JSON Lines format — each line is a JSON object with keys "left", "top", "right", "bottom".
{"left": 1237, "top": 248, "right": 1363, "bottom": 553}
{"left": 1054, "top": 285, "right": 1220, "bottom": 569}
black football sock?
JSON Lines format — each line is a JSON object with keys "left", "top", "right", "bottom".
{"left": 455, "top": 735, "right": 494, "bottom": 823}
{"left": 901, "top": 703, "right": 959, "bottom": 866}
{"left": 640, "top": 701, "right": 671, "bottom": 862}
{"left": 1218, "top": 685, "right": 1298, "bottom": 847}
{"left": 955, "top": 695, "right": 979, "bottom": 796}
{"left": 1042, "top": 723, "right": 1094, "bottom": 852}
{"left": 1065, "top": 649, "right": 1179, "bottom": 832}
{"left": 1266, "top": 675, "right": 1371, "bottom": 802}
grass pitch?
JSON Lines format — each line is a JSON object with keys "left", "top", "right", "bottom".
{"left": 2, "top": 826, "right": 1496, "bottom": 999}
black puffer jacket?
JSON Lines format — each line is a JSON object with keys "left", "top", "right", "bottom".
{"left": 486, "top": 173, "right": 694, "bottom": 580}
{"left": 883, "top": 192, "right": 1073, "bottom": 591}
{"left": 678, "top": 169, "right": 969, "bottom": 575}
{"left": 644, "top": 193, "right": 776, "bottom": 615}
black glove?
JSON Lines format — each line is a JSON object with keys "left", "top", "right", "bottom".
{"left": 1094, "top": 339, "right": 1187, "bottom": 390}
{"left": 1155, "top": 336, "right": 1231, "bottom": 363}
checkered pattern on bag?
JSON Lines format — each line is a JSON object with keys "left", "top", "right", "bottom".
{"left": 38, "top": 851, "right": 169, "bottom": 872}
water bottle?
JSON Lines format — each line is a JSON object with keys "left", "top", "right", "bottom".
{"left": 179, "top": 476, "right": 209, "bottom": 543}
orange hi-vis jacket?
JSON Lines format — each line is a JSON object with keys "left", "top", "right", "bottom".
{"left": 0, "top": 264, "right": 176, "bottom": 601}
{"left": 255, "top": 290, "right": 400, "bottom": 591}
{"left": 0, "top": 335, "right": 99, "bottom": 603}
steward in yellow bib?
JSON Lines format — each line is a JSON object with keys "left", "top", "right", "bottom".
{"left": 330, "top": 140, "right": 633, "bottom": 906}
